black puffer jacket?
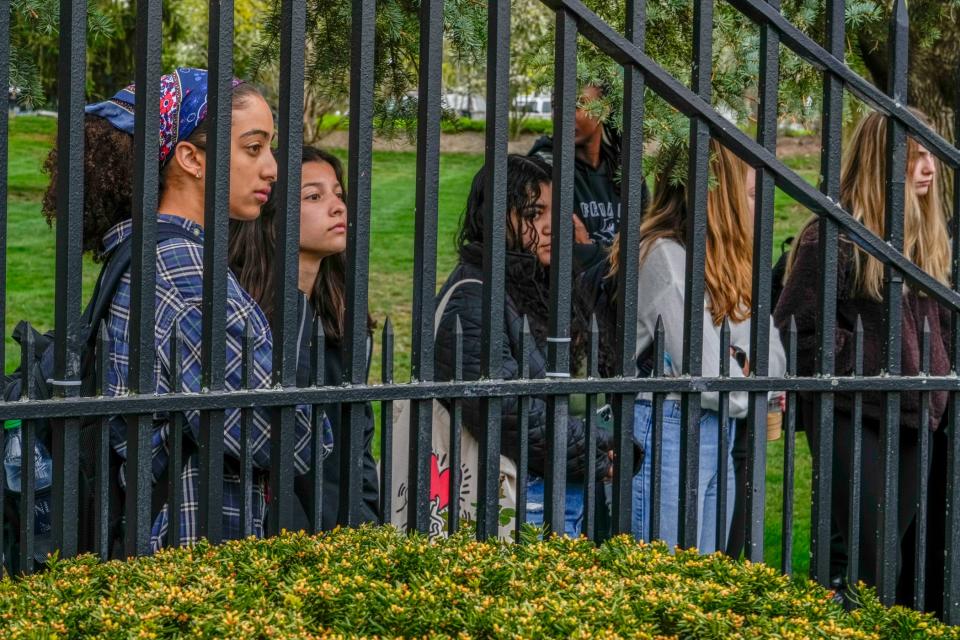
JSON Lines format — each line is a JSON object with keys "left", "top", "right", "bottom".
{"left": 434, "top": 260, "right": 615, "bottom": 481}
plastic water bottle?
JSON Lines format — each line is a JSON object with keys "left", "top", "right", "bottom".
{"left": 3, "top": 420, "right": 53, "bottom": 493}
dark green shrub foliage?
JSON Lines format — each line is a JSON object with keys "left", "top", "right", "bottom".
{"left": 0, "top": 526, "right": 953, "bottom": 638}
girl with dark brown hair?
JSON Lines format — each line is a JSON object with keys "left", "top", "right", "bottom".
{"left": 229, "top": 146, "right": 379, "bottom": 527}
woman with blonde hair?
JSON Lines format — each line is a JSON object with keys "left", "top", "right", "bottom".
{"left": 774, "top": 109, "right": 951, "bottom": 599}
{"left": 608, "top": 139, "right": 785, "bottom": 551}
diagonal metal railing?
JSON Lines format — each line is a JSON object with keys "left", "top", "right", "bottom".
{"left": 537, "top": 0, "right": 960, "bottom": 614}
{"left": 542, "top": 0, "right": 960, "bottom": 311}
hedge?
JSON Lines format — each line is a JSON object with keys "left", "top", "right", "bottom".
{"left": 0, "top": 526, "right": 954, "bottom": 639}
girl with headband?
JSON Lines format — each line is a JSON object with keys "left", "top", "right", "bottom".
{"left": 43, "top": 68, "right": 329, "bottom": 551}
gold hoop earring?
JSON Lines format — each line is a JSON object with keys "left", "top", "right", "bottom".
{"left": 196, "top": 170, "right": 202, "bottom": 179}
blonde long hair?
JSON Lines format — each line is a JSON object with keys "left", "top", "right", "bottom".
{"left": 608, "top": 139, "right": 754, "bottom": 325}
{"left": 838, "top": 110, "right": 950, "bottom": 300}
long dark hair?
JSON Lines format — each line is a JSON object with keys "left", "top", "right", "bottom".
{"left": 457, "top": 154, "right": 589, "bottom": 368}
{"left": 229, "top": 145, "right": 372, "bottom": 341}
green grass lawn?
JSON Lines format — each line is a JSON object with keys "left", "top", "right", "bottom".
{"left": 5, "top": 115, "right": 817, "bottom": 575}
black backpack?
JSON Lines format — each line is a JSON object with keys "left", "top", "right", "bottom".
{"left": 2, "top": 224, "right": 201, "bottom": 570}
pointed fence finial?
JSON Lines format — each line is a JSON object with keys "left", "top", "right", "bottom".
{"left": 653, "top": 315, "right": 666, "bottom": 377}
{"left": 719, "top": 317, "right": 731, "bottom": 377}
{"left": 520, "top": 315, "right": 532, "bottom": 379}
{"left": 854, "top": 314, "right": 865, "bottom": 377}
{"left": 787, "top": 315, "right": 798, "bottom": 377}
{"left": 588, "top": 313, "right": 599, "bottom": 378}
{"left": 454, "top": 315, "right": 464, "bottom": 382}
{"left": 382, "top": 316, "right": 394, "bottom": 385}
{"left": 312, "top": 314, "right": 326, "bottom": 387}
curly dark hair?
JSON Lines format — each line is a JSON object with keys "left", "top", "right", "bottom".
{"left": 41, "top": 115, "right": 135, "bottom": 262}
{"left": 229, "top": 145, "right": 374, "bottom": 341}
{"left": 457, "top": 154, "right": 590, "bottom": 370}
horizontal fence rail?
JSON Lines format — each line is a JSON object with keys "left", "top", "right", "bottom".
{"left": 1, "top": 0, "right": 959, "bottom": 625}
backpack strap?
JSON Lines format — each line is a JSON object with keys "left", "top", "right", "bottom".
{"left": 434, "top": 278, "right": 482, "bottom": 336}
{"left": 81, "top": 223, "right": 203, "bottom": 347}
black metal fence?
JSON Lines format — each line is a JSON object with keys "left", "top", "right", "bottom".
{"left": 2, "top": 0, "right": 960, "bottom": 623}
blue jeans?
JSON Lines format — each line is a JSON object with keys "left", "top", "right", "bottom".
{"left": 526, "top": 476, "right": 584, "bottom": 537}
{"left": 632, "top": 399, "right": 736, "bottom": 554}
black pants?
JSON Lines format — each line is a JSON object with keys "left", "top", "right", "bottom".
{"left": 727, "top": 418, "right": 748, "bottom": 558}
{"left": 816, "top": 412, "right": 926, "bottom": 602}
{"left": 915, "top": 428, "right": 948, "bottom": 617}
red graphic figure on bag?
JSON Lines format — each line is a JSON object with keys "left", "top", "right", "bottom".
{"left": 430, "top": 452, "right": 451, "bottom": 512}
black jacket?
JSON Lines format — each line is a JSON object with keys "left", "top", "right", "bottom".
{"left": 434, "top": 260, "right": 615, "bottom": 481}
{"left": 293, "top": 296, "right": 380, "bottom": 529}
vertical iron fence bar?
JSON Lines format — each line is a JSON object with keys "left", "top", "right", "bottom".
{"left": 781, "top": 317, "right": 798, "bottom": 574}
{"left": 269, "top": 0, "right": 307, "bottom": 535}
{"left": 611, "top": 0, "right": 645, "bottom": 535}
{"left": 477, "top": 0, "right": 509, "bottom": 541}
{"left": 945, "top": 63, "right": 960, "bottom": 625}
{"left": 167, "top": 326, "right": 183, "bottom": 547}
{"left": 650, "top": 316, "right": 665, "bottom": 540}
{"left": 1, "top": 421, "right": 8, "bottom": 568}
{"left": 848, "top": 316, "right": 864, "bottom": 589}
{"left": 240, "top": 321, "right": 255, "bottom": 538}
{"left": 716, "top": 320, "right": 730, "bottom": 553}
{"left": 18, "top": 328, "right": 35, "bottom": 574}
{"left": 95, "top": 324, "right": 110, "bottom": 560}
{"left": 51, "top": 0, "right": 87, "bottom": 560}
{"left": 125, "top": 0, "right": 162, "bottom": 559}
{"left": 408, "top": 0, "right": 443, "bottom": 535}
{"left": 341, "top": 0, "right": 376, "bottom": 527}
{"left": 0, "top": 0, "right": 8, "bottom": 570}
{"left": 544, "top": 6, "right": 576, "bottom": 535}
{"left": 380, "top": 319, "right": 394, "bottom": 524}
{"left": 744, "top": 0, "right": 780, "bottom": 564}
{"left": 877, "top": 0, "right": 908, "bottom": 604}
{"left": 308, "top": 319, "right": 325, "bottom": 533}
{"left": 198, "top": 0, "right": 235, "bottom": 544}
{"left": 811, "top": 0, "right": 844, "bottom": 587}
{"left": 914, "top": 317, "right": 931, "bottom": 611}
{"left": 449, "top": 317, "right": 464, "bottom": 535}
{"left": 0, "top": 0, "right": 8, "bottom": 381}
{"left": 583, "top": 315, "right": 599, "bottom": 540}
{"left": 516, "top": 317, "right": 532, "bottom": 540}
{"left": 679, "top": 0, "right": 713, "bottom": 550}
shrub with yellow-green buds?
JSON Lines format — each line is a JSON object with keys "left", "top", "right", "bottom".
{"left": 0, "top": 526, "right": 953, "bottom": 638}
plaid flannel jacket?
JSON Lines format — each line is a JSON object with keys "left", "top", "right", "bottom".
{"left": 102, "top": 214, "right": 331, "bottom": 550}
